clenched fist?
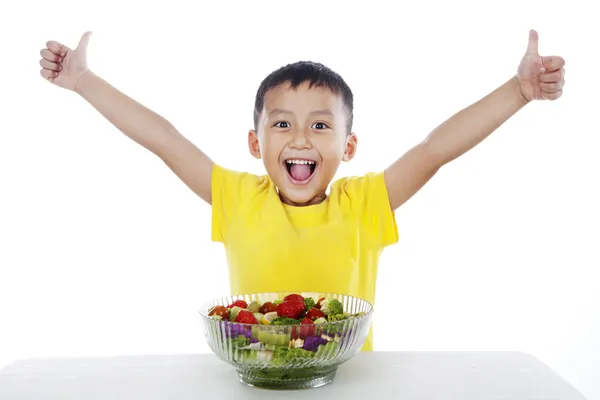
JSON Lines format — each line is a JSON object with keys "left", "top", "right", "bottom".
{"left": 39, "top": 31, "right": 92, "bottom": 91}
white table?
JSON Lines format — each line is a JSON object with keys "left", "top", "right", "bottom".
{"left": 0, "top": 351, "right": 586, "bottom": 399}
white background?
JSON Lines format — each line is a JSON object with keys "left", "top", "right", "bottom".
{"left": 1, "top": 0, "right": 598, "bottom": 398}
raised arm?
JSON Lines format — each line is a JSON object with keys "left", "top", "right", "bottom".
{"left": 384, "top": 30, "right": 565, "bottom": 211}
{"left": 39, "top": 32, "right": 214, "bottom": 204}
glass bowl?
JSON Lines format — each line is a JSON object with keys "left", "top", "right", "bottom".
{"left": 198, "top": 291, "right": 373, "bottom": 389}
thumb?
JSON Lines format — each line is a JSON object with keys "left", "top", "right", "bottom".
{"left": 526, "top": 29, "right": 539, "bottom": 55}
{"left": 75, "top": 31, "right": 92, "bottom": 52}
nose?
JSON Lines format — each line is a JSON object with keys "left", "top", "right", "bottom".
{"left": 289, "top": 127, "right": 311, "bottom": 149}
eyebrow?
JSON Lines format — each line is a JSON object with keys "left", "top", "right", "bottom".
{"left": 268, "top": 108, "right": 335, "bottom": 117}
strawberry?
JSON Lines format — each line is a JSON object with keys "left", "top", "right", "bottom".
{"left": 305, "top": 308, "right": 325, "bottom": 321}
{"left": 294, "top": 317, "right": 316, "bottom": 339}
{"left": 259, "top": 302, "right": 277, "bottom": 314}
{"left": 283, "top": 294, "right": 305, "bottom": 304}
{"left": 234, "top": 309, "right": 258, "bottom": 324}
{"left": 227, "top": 300, "right": 248, "bottom": 309}
{"left": 277, "top": 300, "right": 305, "bottom": 319}
{"left": 315, "top": 297, "right": 326, "bottom": 309}
{"left": 208, "top": 305, "right": 229, "bottom": 319}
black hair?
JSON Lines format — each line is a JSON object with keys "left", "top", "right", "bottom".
{"left": 253, "top": 61, "right": 354, "bottom": 133}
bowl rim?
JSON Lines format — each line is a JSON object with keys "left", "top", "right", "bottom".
{"left": 197, "top": 291, "right": 374, "bottom": 327}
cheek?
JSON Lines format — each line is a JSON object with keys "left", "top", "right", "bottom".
{"left": 317, "top": 137, "right": 347, "bottom": 160}
{"left": 260, "top": 135, "right": 284, "bottom": 161}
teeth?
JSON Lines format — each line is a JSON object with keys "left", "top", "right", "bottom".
{"left": 286, "top": 159, "right": 315, "bottom": 165}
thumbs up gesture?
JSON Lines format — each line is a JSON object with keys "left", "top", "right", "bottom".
{"left": 39, "top": 31, "right": 92, "bottom": 91}
{"left": 517, "top": 30, "right": 565, "bottom": 101}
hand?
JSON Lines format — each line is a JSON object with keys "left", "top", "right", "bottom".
{"left": 516, "top": 30, "right": 565, "bottom": 102}
{"left": 39, "top": 31, "right": 92, "bottom": 91}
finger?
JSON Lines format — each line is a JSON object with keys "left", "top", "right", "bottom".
{"left": 40, "top": 48, "right": 62, "bottom": 62}
{"left": 526, "top": 29, "right": 539, "bottom": 55}
{"left": 540, "top": 69, "right": 563, "bottom": 83}
{"left": 39, "top": 58, "right": 61, "bottom": 72}
{"left": 542, "top": 90, "right": 562, "bottom": 101}
{"left": 541, "top": 56, "right": 565, "bottom": 72}
{"left": 76, "top": 31, "right": 92, "bottom": 52}
{"left": 46, "top": 40, "right": 68, "bottom": 56}
{"left": 540, "top": 81, "right": 564, "bottom": 94}
{"left": 40, "top": 68, "right": 58, "bottom": 80}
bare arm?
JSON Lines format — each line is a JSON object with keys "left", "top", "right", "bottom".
{"left": 383, "top": 30, "right": 565, "bottom": 212}
{"left": 384, "top": 76, "right": 528, "bottom": 211}
{"left": 75, "top": 71, "right": 214, "bottom": 204}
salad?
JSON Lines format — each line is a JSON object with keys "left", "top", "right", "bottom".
{"left": 206, "top": 293, "right": 365, "bottom": 364}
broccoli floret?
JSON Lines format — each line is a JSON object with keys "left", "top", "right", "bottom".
{"left": 287, "top": 348, "right": 315, "bottom": 359}
{"left": 327, "top": 299, "right": 343, "bottom": 315}
{"left": 273, "top": 346, "right": 289, "bottom": 359}
{"left": 272, "top": 346, "right": 313, "bottom": 362}
{"left": 270, "top": 346, "right": 289, "bottom": 366}
{"left": 304, "top": 297, "right": 316, "bottom": 311}
{"left": 232, "top": 334, "right": 250, "bottom": 348}
{"left": 327, "top": 313, "right": 346, "bottom": 322}
{"left": 271, "top": 317, "right": 301, "bottom": 326}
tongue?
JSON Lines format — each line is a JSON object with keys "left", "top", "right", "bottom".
{"left": 289, "top": 164, "right": 312, "bottom": 181}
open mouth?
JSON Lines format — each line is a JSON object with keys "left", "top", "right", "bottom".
{"left": 284, "top": 159, "right": 317, "bottom": 185}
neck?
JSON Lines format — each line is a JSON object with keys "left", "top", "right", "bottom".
{"left": 279, "top": 191, "right": 327, "bottom": 207}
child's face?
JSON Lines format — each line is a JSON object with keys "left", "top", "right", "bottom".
{"left": 249, "top": 82, "right": 357, "bottom": 206}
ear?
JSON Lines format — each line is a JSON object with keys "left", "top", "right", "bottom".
{"left": 248, "top": 129, "right": 261, "bottom": 159}
{"left": 342, "top": 133, "right": 358, "bottom": 162}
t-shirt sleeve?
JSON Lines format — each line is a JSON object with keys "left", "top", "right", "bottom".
{"left": 338, "top": 171, "right": 399, "bottom": 248}
{"left": 211, "top": 163, "right": 263, "bottom": 243}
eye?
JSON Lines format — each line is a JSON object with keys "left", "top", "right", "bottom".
{"left": 274, "top": 121, "right": 290, "bottom": 128}
{"left": 312, "top": 122, "right": 329, "bottom": 130}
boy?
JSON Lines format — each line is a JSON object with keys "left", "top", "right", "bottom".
{"left": 38, "top": 30, "right": 565, "bottom": 351}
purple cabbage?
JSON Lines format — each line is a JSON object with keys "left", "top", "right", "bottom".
{"left": 223, "top": 321, "right": 253, "bottom": 339}
{"left": 303, "top": 335, "right": 328, "bottom": 352}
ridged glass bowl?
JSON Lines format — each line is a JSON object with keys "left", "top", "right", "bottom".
{"left": 199, "top": 292, "right": 373, "bottom": 389}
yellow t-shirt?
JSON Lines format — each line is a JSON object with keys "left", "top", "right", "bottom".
{"left": 211, "top": 163, "right": 398, "bottom": 351}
